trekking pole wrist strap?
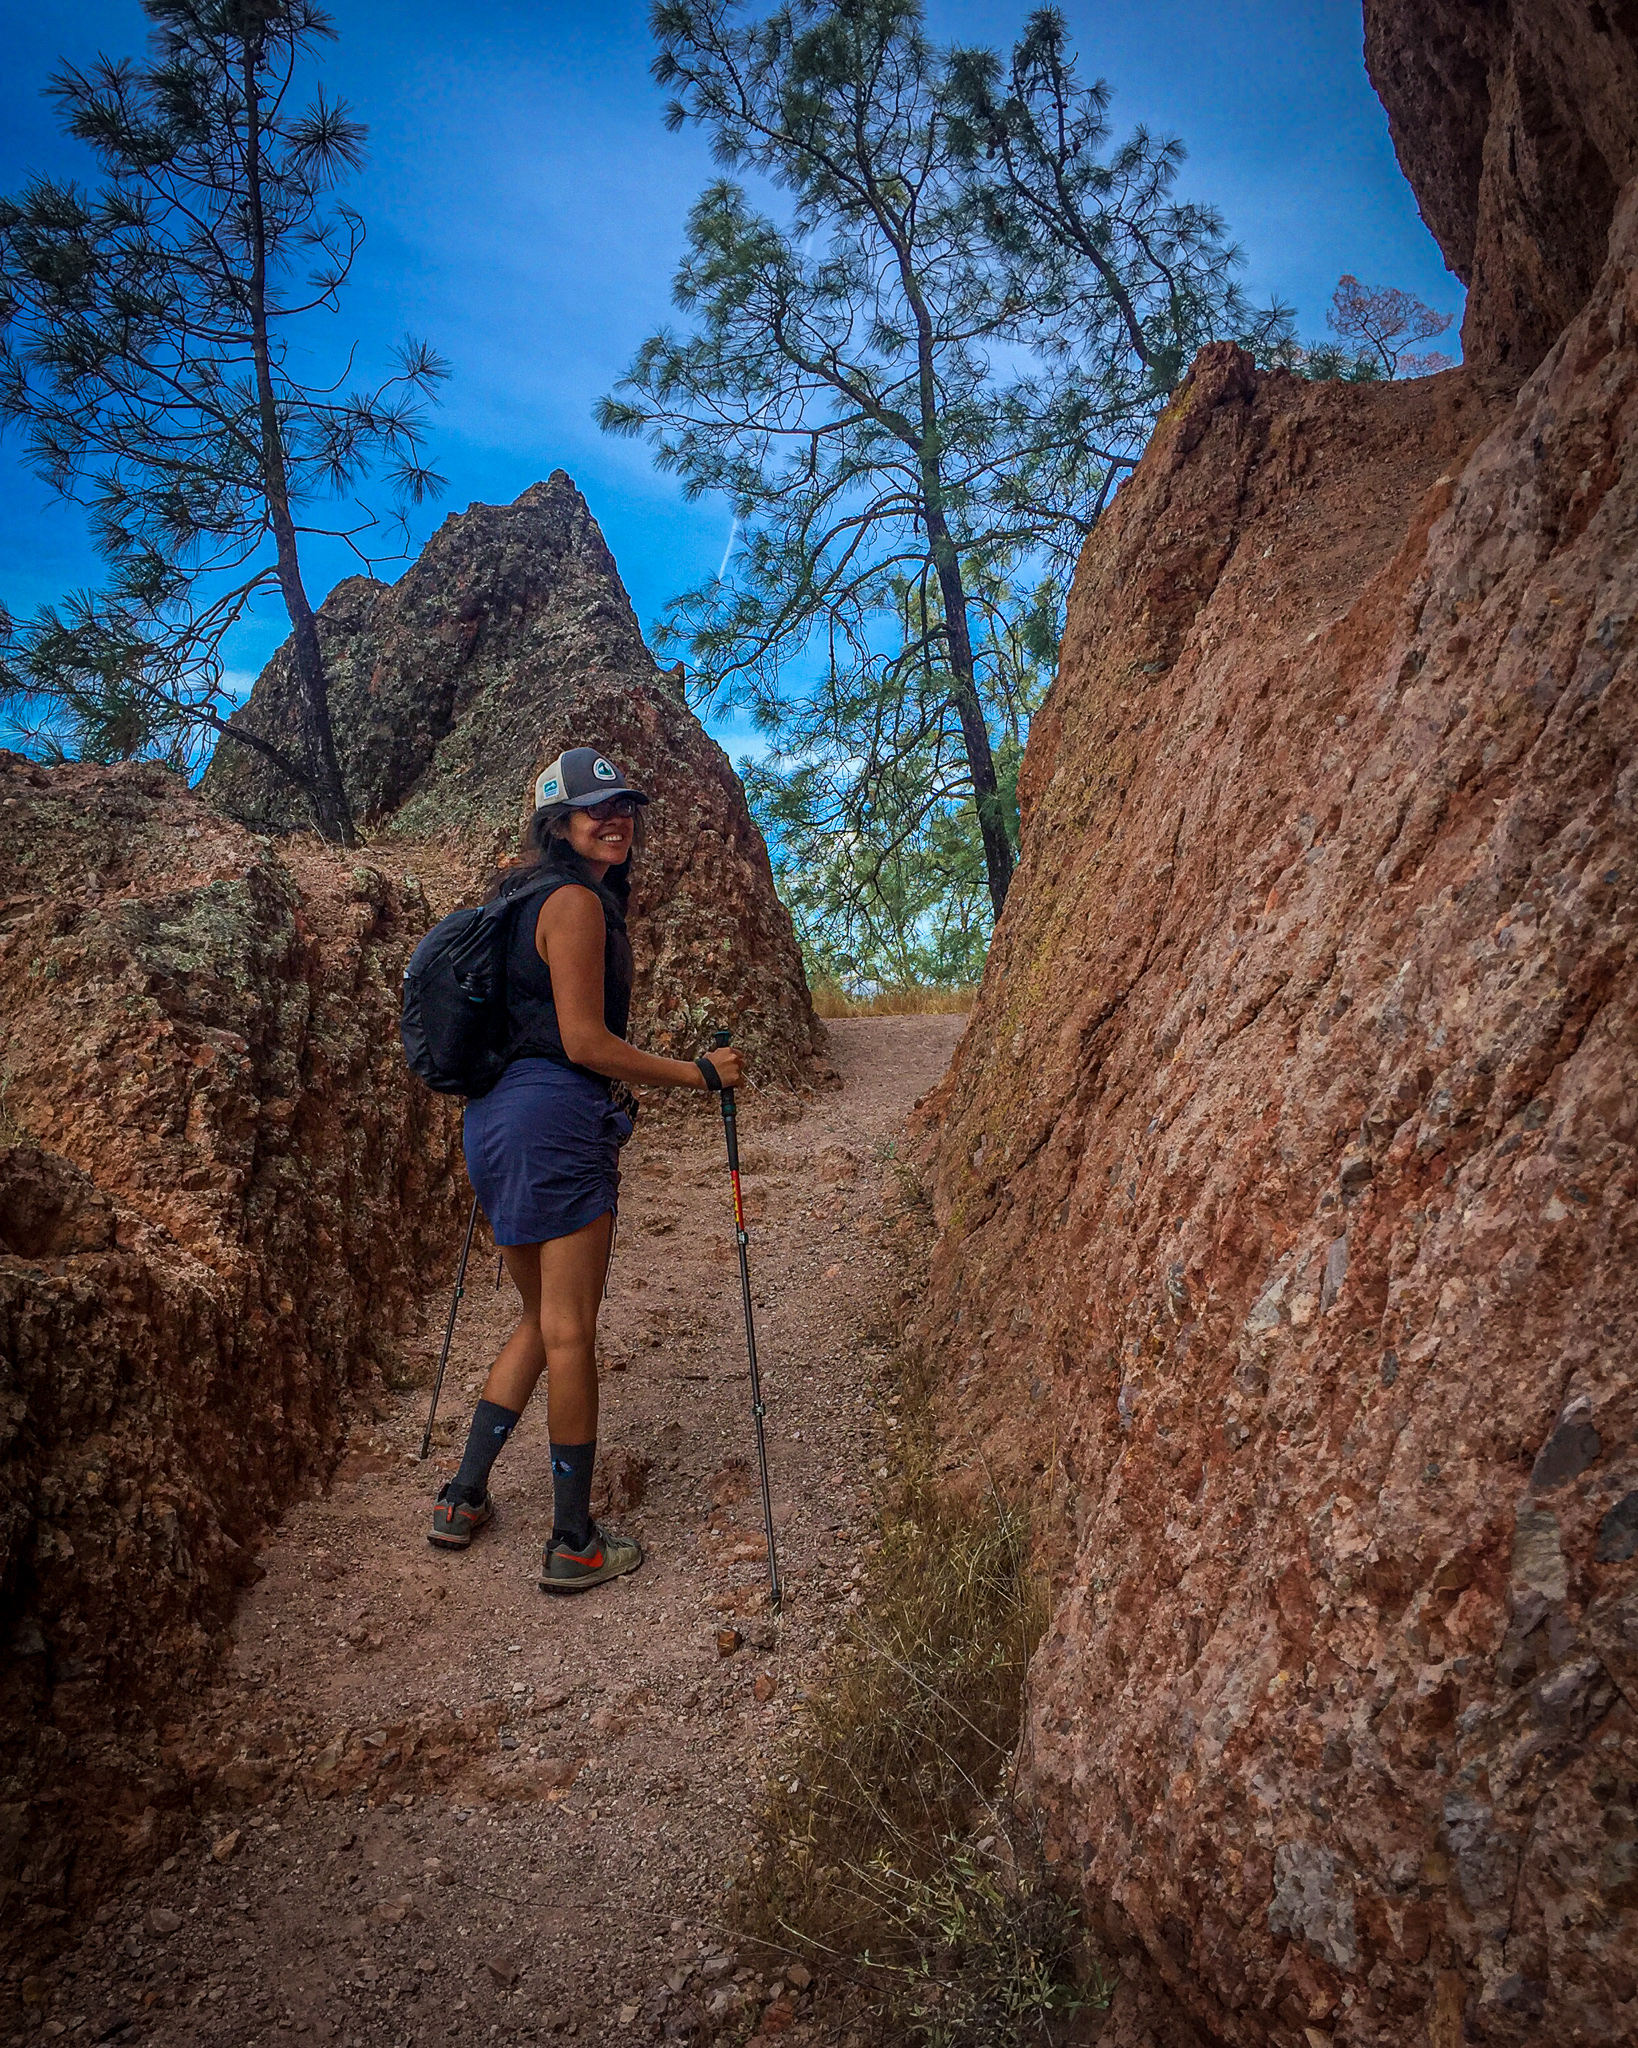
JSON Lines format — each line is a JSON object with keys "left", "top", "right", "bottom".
{"left": 695, "top": 1055, "right": 723, "bottom": 1092}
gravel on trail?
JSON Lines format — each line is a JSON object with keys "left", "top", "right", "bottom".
{"left": 21, "top": 1015, "right": 963, "bottom": 2048}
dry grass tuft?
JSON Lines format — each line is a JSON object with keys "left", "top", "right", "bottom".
{"left": 809, "top": 979, "right": 976, "bottom": 1019}
{"left": 734, "top": 1447, "right": 1105, "bottom": 2043}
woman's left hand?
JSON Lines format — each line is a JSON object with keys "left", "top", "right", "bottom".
{"left": 700, "top": 1046, "right": 745, "bottom": 1089}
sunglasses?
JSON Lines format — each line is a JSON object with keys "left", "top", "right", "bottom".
{"left": 585, "top": 795, "right": 640, "bottom": 820}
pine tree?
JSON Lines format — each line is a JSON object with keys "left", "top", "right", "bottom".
{"left": 1326, "top": 274, "right": 1455, "bottom": 378}
{"left": 0, "top": 0, "right": 446, "bottom": 840}
{"left": 602, "top": 0, "right": 1289, "bottom": 925}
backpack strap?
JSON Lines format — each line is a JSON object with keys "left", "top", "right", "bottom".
{"left": 494, "top": 862, "right": 618, "bottom": 930}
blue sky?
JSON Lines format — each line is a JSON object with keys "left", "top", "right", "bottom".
{"left": 0, "top": 1, "right": 1460, "bottom": 764}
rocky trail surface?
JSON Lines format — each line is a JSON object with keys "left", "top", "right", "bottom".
{"left": 18, "top": 1016, "right": 964, "bottom": 2048}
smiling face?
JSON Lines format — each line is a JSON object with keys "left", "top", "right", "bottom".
{"left": 562, "top": 798, "right": 636, "bottom": 872}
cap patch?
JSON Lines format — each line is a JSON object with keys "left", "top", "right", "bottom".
{"left": 593, "top": 757, "right": 618, "bottom": 782}
{"left": 539, "top": 775, "right": 560, "bottom": 799}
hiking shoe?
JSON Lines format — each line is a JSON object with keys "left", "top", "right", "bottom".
{"left": 428, "top": 1485, "right": 493, "bottom": 1550}
{"left": 540, "top": 1522, "right": 643, "bottom": 1594}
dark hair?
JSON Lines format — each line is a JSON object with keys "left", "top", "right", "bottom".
{"left": 490, "top": 803, "right": 642, "bottom": 909}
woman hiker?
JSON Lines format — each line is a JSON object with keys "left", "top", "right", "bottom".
{"left": 427, "top": 745, "right": 744, "bottom": 1591}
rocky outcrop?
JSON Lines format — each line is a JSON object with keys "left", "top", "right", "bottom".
{"left": 1363, "top": 0, "right": 1638, "bottom": 382}
{"left": 202, "top": 473, "right": 825, "bottom": 1092}
{"left": 916, "top": 165, "right": 1637, "bottom": 2048}
{"left": 0, "top": 755, "right": 465, "bottom": 1943}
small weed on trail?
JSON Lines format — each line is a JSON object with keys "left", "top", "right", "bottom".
{"left": 874, "top": 1135, "right": 933, "bottom": 1220}
{"left": 734, "top": 1451, "right": 1107, "bottom": 2044}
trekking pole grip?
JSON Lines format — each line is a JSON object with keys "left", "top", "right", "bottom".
{"left": 708, "top": 1028, "right": 738, "bottom": 1161}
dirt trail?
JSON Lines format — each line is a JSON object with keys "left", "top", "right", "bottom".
{"left": 23, "top": 1016, "right": 961, "bottom": 2048}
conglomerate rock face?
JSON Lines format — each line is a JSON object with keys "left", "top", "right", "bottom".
{"left": 915, "top": 192, "right": 1638, "bottom": 2048}
{"left": 1362, "top": 0, "right": 1638, "bottom": 383}
{"left": 0, "top": 755, "right": 465, "bottom": 1937}
{"left": 201, "top": 472, "right": 825, "bottom": 1092}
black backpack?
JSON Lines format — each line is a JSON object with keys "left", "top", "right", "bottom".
{"left": 400, "top": 884, "right": 548, "bottom": 1098}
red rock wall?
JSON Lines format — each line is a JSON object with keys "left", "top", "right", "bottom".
{"left": 915, "top": 187, "right": 1638, "bottom": 2046}
{"left": 1363, "top": 0, "right": 1638, "bottom": 382}
{"left": 0, "top": 756, "right": 465, "bottom": 1939}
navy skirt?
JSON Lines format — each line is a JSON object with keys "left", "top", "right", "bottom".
{"left": 463, "top": 1059, "right": 632, "bottom": 1247}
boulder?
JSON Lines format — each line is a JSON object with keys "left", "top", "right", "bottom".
{"left": 201, "top": 472, "right": 825, "bottom": 1091}
{"left": 916, "top": 161, "right": 1638, "bottom": 2048}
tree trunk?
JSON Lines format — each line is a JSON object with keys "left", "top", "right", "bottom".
{"left": 925, "top": 509, "right": 1014, "bottom": 917}
{"left": 890, "top": 214, "right": 1014, "bottom": 918}
{"left": 207, "top": 710, "right": 329, "bottom": 800}
{"left": 241, "top": 35, "right": 355, "bottom": 847}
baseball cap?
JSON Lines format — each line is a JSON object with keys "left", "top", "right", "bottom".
{"left": 532, "top": 747, "right": 650, "bottom": 813}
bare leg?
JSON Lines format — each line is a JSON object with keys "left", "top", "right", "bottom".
{"left": 479, "top": 1211, "right": 613, "bottom": 1441}
{"left": 475, "top": 1247, "right": 548, "bottom": 1410}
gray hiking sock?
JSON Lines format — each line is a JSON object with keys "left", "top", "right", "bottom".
{"left": 549, "top": 1440, "right": 596, "bottom": 1549}
{"left": 451, "top": 1399, "right": 520, "bottom": 1502}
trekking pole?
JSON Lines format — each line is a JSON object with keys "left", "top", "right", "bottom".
{"left": 420, "top": 1194, "right": 479, "bottom": 1460}
{"left": 708, "top": 1029, "right": 782, "bottom": 1610}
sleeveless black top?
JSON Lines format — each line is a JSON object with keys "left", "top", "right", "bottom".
{"left": 498, "top": 856, "right": 634, "bottom": 1081}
